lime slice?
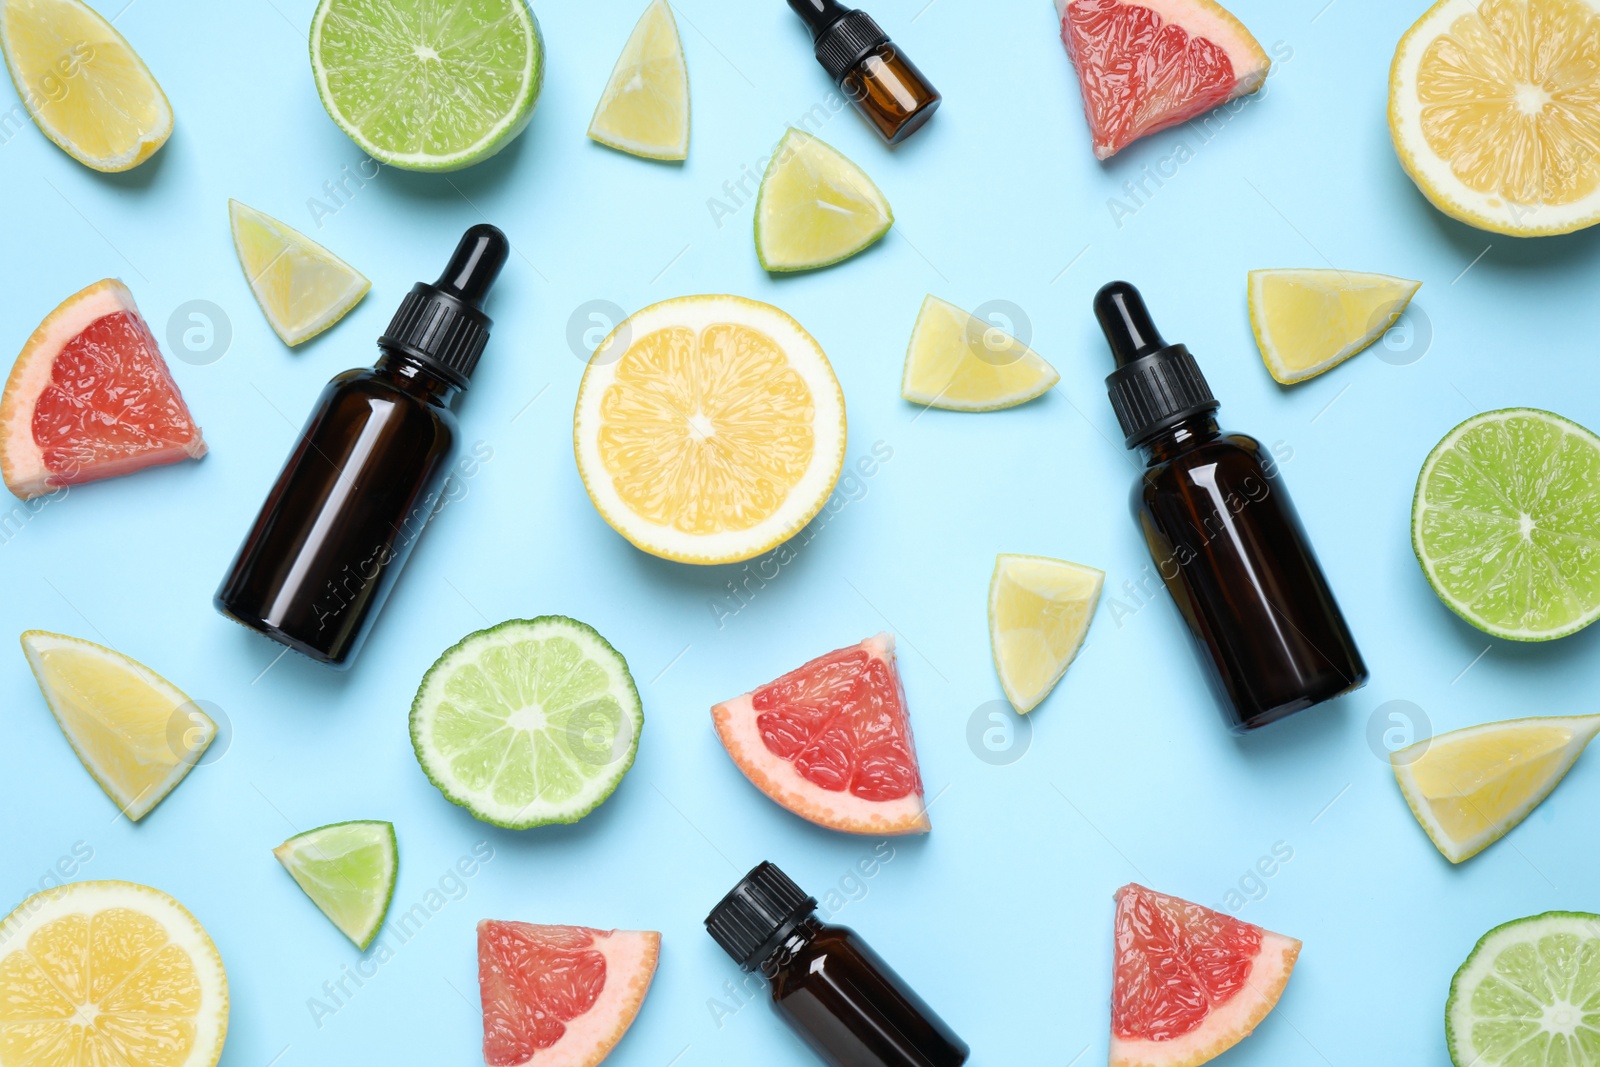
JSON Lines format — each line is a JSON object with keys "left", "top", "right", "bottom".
{"left": 1392, "top": 714, "right": 1600, "bottom": 863}
{"left": 1413, "top": 409, "right": 1600, "bottom": 640}
{"left": 410, "top": 617, "right": 643, "bottom": 829}
{"left": 989, "top": 554, "right": 1103, "bottom": 713}
{"left": 274, "top": 820, "right": 398, "bottom": 949}
{"left": 230, "top": 200, "right": 369, "bottom": 347}
{"left": 309, "top": 0, "right": 544, "bottom": 172}
{"left": 902, "top": 295, "right": 1059, "bottom": 411}
{"left": 1447, "top": 911, "right": 1600, "bottom": 1067}
{"left": 588, "top": 0, "right": 689, "bottom": 161}
{"left": 755, "top": 128, "right": 892, "bottom": 272}
{"left": 1248, "top": 269, "right": 1420, "bottom": 384}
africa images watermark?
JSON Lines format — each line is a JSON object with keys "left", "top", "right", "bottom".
{"left": 0, "top": 41, "right": 95, "bottom": 150}
{"left": 0, "top": 841, "right": 96, "bottom": 950}
{"left": 704, "top": 90, "right": 851, "bottom": 230}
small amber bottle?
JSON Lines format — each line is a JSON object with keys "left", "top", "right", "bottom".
{"left": 787, "top": 0, "right": 940, "bottom": 145}
{"left": 1093, "top": 282, "right": 1368, "bottom": 732}
{"left": 706, "top": 862, "right": 969, "bottom": 1067}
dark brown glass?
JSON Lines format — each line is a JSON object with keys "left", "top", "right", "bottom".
{"left": 763, "top": 917, "right": 968, "bottom": 1067}
{"left": 1136, "top": 414, "right": 1367, "bottom": 731}
{"left": 841, "top": 44, "right": 940, "bottom": 145}
{"left": 214, "top": 353, "right": 459, "bottom": 668}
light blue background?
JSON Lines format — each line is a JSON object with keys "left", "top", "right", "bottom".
{"left": 2, "top": 0, "right": 1598, "bottom": 1064}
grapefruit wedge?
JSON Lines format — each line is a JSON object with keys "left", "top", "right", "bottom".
{"left": 711, "top": 633, "right": 929, "bottom": 836}
{"left": 1110, "top": 884, "right": 1300, "bottom": 1067}
{"left": 1056, "top": 0, "right": 1270, "bottom": 160}
{"left": 2, "top": 278, "right": 205, "bottom": 500}
{"left": 478, "top": 921, "right": 659, "bottom": 1067}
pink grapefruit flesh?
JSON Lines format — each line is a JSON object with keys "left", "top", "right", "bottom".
{"left": 711, "top": 632, "right": 929, "bottom": 836}
{"left": 1110, "top": 884, "right": 1300, "bottom": 1067}
{"left": 1056, "top": 0, "right": 1270, "bottom": 160}
{"left": 477, "top": 921, "right": 660, "bottom": 1067}
{"left": 1, "top": 278, "right": 206, "bottom": 500}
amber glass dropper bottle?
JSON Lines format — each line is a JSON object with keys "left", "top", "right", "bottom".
{"left": 1093, "top": 281, "right": 1368, "bottom": 732}
{"left": 214, "top": 225, "right": 509, "bottom": 669}
{"left": 787, "top": 0, "right": 940, "bottom": 145}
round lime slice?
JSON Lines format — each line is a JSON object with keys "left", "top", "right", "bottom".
{"left": 309, "top": 0, "right": 544, "bottom": 172}
{"left": 274, "top": 820, "right": 397, "bottom": 950}
{"left": 1413, "top": 408, "right": 1600, "bottom": 641}
{"left": 1447, "top": 911, "right": 1600, "bottom": 1066}
{"left": 410, "top": 617, "right": 642, "bottom": 829}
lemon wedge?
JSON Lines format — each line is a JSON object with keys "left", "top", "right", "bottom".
{"left": 1248, "top": 269, "right": 1420, "bottom": 384}
{"left": 229, "top": 200, "right": 369, "bottom": 347}
{"left": 0, "top": 880, "right": 228, "bottom": 1067}
{"left": 20, "top": 630, "right": 213, "bottom": 822}
{"left": 588, "top": 0, "right": 689, "bottom": 160}
{"left": 902, "top": 295, "right": 1059, "bottom": 411}
{"left": 756, "top": 128, "right": 892, "bottom": 272}
{"left": 0, "top": 0, "right": 172, "bottom": 171}
{"left": 1392, "top": 713, "right": 1600, "bottom": 863}
{"left": 989, "top": 554, "right": 1104, "bottom": 713}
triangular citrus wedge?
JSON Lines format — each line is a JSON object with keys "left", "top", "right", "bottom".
{"left": 588, "top": 0, "right": 689, "bottom": 160}
{"left": 1248, "top": 269, "right": 1420, "bottom": 384}
{"left": 20, "top": 630, "right": 213, "bottom": 821}
{"left": 989, "top": 554, "right": 1103, "bottom": 713}
{"left": 1392, "top": 714, "right": 1600, "bottom": 864}
{"left": 902, "top": 295, "right": 1059, "bottom": 411}
{"left": 755, "top": 128, "right": 892, "bottom": 272}
{"left": 229, "top": 199, "right": 369, "bottom": 347}
{"left": 274, "top": 820, "right": 398, "bottom": 950}
{"left": 1111, "top": 884, "right": 1300, "bottom": 1067}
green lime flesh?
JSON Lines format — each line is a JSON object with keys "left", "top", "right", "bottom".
{"left": 754, "top": 128, "right": 893, "bottom": 272}
{"left": 309, "top": 0, "right": 544, "bottom": 172}
{"left": 1447, "top": 911, "right": 1600, "bottom": 1066}
{"left": 409, "top": 617, "right": 643, "bottom": 830}
{"left": 1413, "top": 408, "right": 1600, "bottom": 641}
{"left": 274, "top": 820, "right": 398, "bottom": 950}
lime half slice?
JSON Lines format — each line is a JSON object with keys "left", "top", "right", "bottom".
{"left": 1447, "top": 911, "right": 1600, "bottom": 1066}
{"left": 410, "top": 617, "right": 643, "bottom": 829}
{"left": 1413, "top": 409, "right": 1600, "bottom": 641}
{"left": 274, "top": 820, "right": 397, "bottom": 949}
{"left": 310, "top": 0, "right": 544, "bottom": 172}
{"left": 755, "top": 127, "right": 892, "bottom": 272}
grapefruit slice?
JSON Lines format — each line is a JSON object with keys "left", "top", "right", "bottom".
{"left": 1, "top": 279, "right": 205, "bottom": 500}
{"left": 711, "top": 633, "right": 930, "bottom": 836}
{"left": 1055, "top": 0, "right": 1270, "bottom": 160}
{"left": 1110, "top": 884, "right": 1300, "bottom": 1067}
{"left": 477, "top": 921, "right": 659, "bottom": 1067}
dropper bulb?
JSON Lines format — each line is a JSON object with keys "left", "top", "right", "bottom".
{"left": 787, "top": 0, "right": 850, "bottom": 35}
{"left": 1094, "top": 281, "right": 1166, "bottom": 367}
{"left": 434, "top": 224, "right": 509, "bottom": 308}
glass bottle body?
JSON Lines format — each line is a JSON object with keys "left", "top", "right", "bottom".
{"left": 839, "top": 43, "right": 940, "bottom": 144}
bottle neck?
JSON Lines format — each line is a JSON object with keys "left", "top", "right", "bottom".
{"left": 375, "top": 348, "right": 464, "bottom": 406}
{"left": 757, "top": 915, "right": 823, "bottom": 979}
{"left": 1139, "top": 414, "right": 1220, "bottom": 465}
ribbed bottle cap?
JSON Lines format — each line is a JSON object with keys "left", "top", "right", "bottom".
{"left": 787, "top": 0, "right": 889, "bottom": 82}
{"left": 378, "top": 224, "right": 509, "bottom": 388}
{"left": 705, "top": 862, "right": 817, "bottom": 972}
{"left": 1094, "top": 281, "right": 1219, "bottom": 448}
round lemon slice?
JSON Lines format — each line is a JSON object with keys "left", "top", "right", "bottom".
{"left": 574, "top": 295, "right": 846, "bottom": 565}
{"left": 588, "top": 0, "right": 689, "bottom": 160}
{"left": 1390, "top": 0, "right": 1600, "bottom": 236}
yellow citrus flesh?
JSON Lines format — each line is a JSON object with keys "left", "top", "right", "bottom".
{"left": 229, "top": 200, "right": 369, "bottom": 347}
{"left": 0, "top": 0, "right": 172, "bottom": 171}
{"left": 989, "top": 554, "right": 1104, "bottom": 713}
{"left": 901, "top": 296, "right": 1059, "bottom": 411}
{"left": 587, "top": 0, "right": 689, "bottom": 160}
{"left": 1247, "top": 269, "right": 1421, "bottom": 384}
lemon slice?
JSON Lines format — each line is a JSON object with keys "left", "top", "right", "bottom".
{"left": 989, "top": 554, "right": 1104, "bottom": 713}
{"left": 755, "top": 128, "right": 892, "bottom": 272}
{"left": 1391, "top": 0, "right": 1600, "bottom": 236}
{"left": 902, "top": 295, "right": 1060, "bottom": 411}
{"left": 1392, "top": 713, "right": 1600, "bottom": 863}
{"left": 588, "top": 0, "right": 689, "bottom": 160}
{"left": 21, "top": 630, "right": 213, "bottom": 822}
{"left": 0, "top": 880, "right": 228, "bottom": 1067}
{"left": 573, "top": 295, "right": 846, "bottom": 565}
{"left": 1248, "top": 269, "right": 1420, "bottom": 384}
{"left": 0, "top": 0, "right": 172, "bottom": 172}
{"left": 229, "top": 200, "right": 369, "bottom": 347}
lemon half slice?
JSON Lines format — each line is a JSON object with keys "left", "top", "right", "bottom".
{"left": 1248, "top": 269, "right": 1420, "bottom": 384}
{"left": 230, "top": 200, "right": 369, "bottom": 347}
{"left": 902, "top": 295, "right": 1059, "bottom": 411}
{"left": 989, "top": 554, "right": 1104, "bottom": 713}
{"left": 588, "top": 0, "right": 689, "bottom": 160}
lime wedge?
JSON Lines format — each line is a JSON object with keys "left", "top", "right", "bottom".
{"left": 902, "top": 295, "right": 1059, "bottom": 411}
{"left": 1248, "top": 269, "right": 1420, "bottom": 384}
{"left": 274, "top": 820, "right": 398, "bottom": 949}
{"left": 988, "top": 554, "right": 1103, "bottom": 713}
{"left": 409, "top": 617, "right": 643, "bottom": 829}
{"left": 1413, "top": 408, "right": 1600, "bottom": 640}
{"left": 309, "top": 0, "right": 544, "bottom": 172}
{"left": 588, "top": 0, "right": 689, "bottom": 161}
{"left": 1447, "top": 911, "right": 1600, "bottom": 1067}
{"left": 230, "top": 200, "right": 368, "bottom": 347}
{"left": 755, "top": 128, "right": 892, "bottom": 272}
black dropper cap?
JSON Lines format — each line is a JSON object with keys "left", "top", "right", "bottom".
{"left": 705, "top": 862, "right": 818, "bottom": 972}
{"left": 1094, "top": 281, "right": 1219, "bottom": 449}
{"left": 379, "top": 224, "right": 510, "bottom": 388}
{"left": 787, "top": 0, "right": 890, "bottom": 83}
